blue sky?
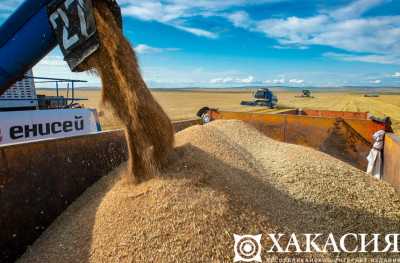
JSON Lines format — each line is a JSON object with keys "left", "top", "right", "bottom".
{"left": 1, "top": 0, "right": 400, "bottom": 88}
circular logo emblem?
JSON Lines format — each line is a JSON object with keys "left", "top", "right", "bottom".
{"left": 234, "top": 234, "right": 262, "bottom": 262}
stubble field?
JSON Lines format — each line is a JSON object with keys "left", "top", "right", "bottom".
{"left": 37, "top": 89, "right": 400, "bottom": 134}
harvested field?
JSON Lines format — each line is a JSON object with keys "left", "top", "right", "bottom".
{"left": 37, "top": 89, "right": 400, "bottom": 135}
{"left": 19, "top": 120, "right": 400, "bottom": 262}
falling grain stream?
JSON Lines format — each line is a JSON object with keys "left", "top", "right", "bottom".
{"left": 83, "top": 1, "right": 174, "bottom": 183}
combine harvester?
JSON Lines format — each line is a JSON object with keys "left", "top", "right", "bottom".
{"left": 295, "top": 89, "right": 314, "bottom": 98}
{"left": 240, "top": 88, "right": 278, "bottom": 108}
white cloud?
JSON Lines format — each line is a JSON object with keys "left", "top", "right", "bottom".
{"left": 370, "top": 79, "right": 382, "bottom": 84}
{"left": 273, "top": 45, "right": 308, "bottom": 50}
{"left": 122, "top": 2, "right": 168, "bottom": 22}
{"left": 210, "top": 77, "right": 233, "bottom": 84}
{"left": 120, "top": 0, "right": 281, "bottom": 38}
{"left": 120, "top": 0, "right": 400, "bottom": 65}
{"left": 256, "top": 15, "right": 329, "bottom": 44}
{"left": 210, "top": 75, "right": 255, "bottom": 84}
{"left": 134, "top": 44, "right": 180, "bottom": 54}
{"left": 324, "top": 52, "right": 400, "bottom": 65}
{"left": 264, "top": 77, "right": 306, "bottom": 85}
{"left": 289, "top": 79, "right": 304, "bottom": 84}
{"left": 254, "top": 15, "right": 400, "bottom": 56}
{"left": 264, "top": 78, "right": 285, "bottom": 84}
{"left": 392, "top": 72, "right": 400, "bottom": 77}
{"left": 225, "top": 0, "right": 400, "bottom": 65}
{"left": 239, "top": 75, "right": 254, "bottom": 83}
{"left": 226, "top": 11, "right": 252, "bottom": 28}
{"left": 37, "top": 56, "right": 66, "bottom": 67}
{"left": 122, "top": 2, "right": 218, "bottom": 38}
{"left": 328, "top": 0, "right": 386, "bottom": 20}
{"left": 174, "top": 25, "right": 218, "bottom": 38}
{"left": 120, "top": 0, "right": 280, "bottom": 16}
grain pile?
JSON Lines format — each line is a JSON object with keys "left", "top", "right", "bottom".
{"left": 19, "top": 121, "right": 400, "bottom": 262}
{"left": 83, "top": 1, "right": 174, "bottom": 183}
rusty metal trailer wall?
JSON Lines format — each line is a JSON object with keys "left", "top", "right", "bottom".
{"left": 0, "top": 119, "right": 200, "bottom": 263}
{"left": 0, "top": 131, "right": 128, "bottom": 262}
{"left": 287, "top": 109, "right": 370, "bottom": 120}
{"left": 383, "top": 133, "right": 400, "bottom": 191}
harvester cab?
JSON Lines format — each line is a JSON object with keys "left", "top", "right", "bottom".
{"left": 0, "top": 0, "right": 121, "bottom": 145}
{"left": 295, "top": 89, "right": 314, "bottom": 98}
{"left": 302, "top": 89, "right": 311, "bottom": 97}
{"left": 241, "top": 88, "right": 278, "bottom": 108}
